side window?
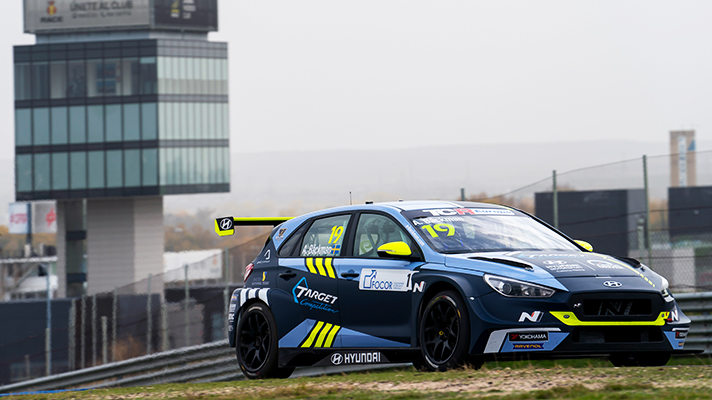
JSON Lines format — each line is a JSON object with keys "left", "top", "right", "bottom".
{"left": 278, "top": 223, "right": 308, "bottom": 257}
{"left": 354, "top": 214, "right": 414, "bottom": 258}
{"left": 300, "top": 215, "right": 350, "bottom": 257}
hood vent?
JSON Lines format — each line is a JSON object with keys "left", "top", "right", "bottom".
{"left": 468, "top": 256, "right": 534, "bottom": 271}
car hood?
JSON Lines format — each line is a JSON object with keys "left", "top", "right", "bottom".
{"left": 443, "top": 251, "right": 652, "bottom": 292}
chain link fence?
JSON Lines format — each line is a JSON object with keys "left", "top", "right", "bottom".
{"left": 475, "top": 149, "right": 712, "bottom": 293}
{"left": 0, "top": 233, "right": 268, "bottom": 384}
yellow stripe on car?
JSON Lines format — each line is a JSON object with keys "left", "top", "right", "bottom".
{"left": 314, "top": 323, "right": 333, "bottom": 347}
{"left": 551, "top": 311, "right": 669, "bottom": 326}
{"left": 301, "top": 321, "right": 325, "bottom": 348}
{"left": 325, "top": 258, "right": 336, "bottom": 278}
{"left": 300, "top": 321, "right": 341, "bottom": 348}
{"left": 306, "top": 258, "right": 317, "bottom": 274}
{"left": 304, "top": 258, "right": 336, "bottom": 279}
{"left": 324, "top": 325, "right": 341, "bottom": 347}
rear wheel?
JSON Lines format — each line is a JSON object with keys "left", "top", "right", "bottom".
{"left": 236, "top": 302, "right": 294, "bottom": 379}
{"left": 417, "top": 290, "right": 473, "bottom": 371}
{"left": 609, "top": 352, "right": 670, "bottom": 367}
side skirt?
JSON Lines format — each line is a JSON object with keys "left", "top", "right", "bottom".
{"left": 279, "top": 348, "right": 421, "bottom": 368}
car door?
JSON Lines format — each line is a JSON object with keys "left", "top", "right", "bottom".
{"left": 276, "top": 214, "right": 351, "bottom": 348}
{"left": 337, "top": 212, "right": 424, "bottom": 347}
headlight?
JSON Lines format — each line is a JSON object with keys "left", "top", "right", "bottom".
{"left": 660, "top": 277, "right": 672, "bottom": 299}
{"left": 484, "top": 274, "right": 556, "bottom": 298}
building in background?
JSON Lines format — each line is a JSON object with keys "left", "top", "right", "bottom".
{"left": 535, "top": 189, "right": 646, "bottom": 257}
{"left": 14, "top": 0, "right": 229, "bottom": 298}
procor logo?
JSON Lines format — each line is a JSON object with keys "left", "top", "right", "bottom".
{"left": 603, "top": 281, "right": 623, "bottom": 288}
{"left": 363, "top": 270, "right": 392, "bottom": 290}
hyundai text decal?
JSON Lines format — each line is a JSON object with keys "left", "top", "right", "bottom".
{"left": 359, "top": 269, "right": 417, "bottom": 292}
{"left": 330, "top": 352, "right": 383, "bottom": 365}
{"left": 422, "top": 208, "right": 515, "bottom": 217}
{"left": 292, "top": 277, "right": 338, "bottom": 313}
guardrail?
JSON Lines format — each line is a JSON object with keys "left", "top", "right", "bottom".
{"left": 674, "top": 292, "right": 712, "bottom": 354}
{"left": 0, "top": 340, "right": 409, "bottom": 394}
{"left": 2, "top": 292, "right": 711, "bottom": 394}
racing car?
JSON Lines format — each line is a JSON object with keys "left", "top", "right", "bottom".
{"left": 216, "top": 200, "right": 691, "bottom": 379}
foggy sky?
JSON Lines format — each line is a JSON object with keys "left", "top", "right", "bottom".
{"left": 2, "top": 1, "right": 712, "bottom": 161}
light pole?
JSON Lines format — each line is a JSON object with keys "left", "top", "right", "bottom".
{"left": 38, "top": 264, "right": 51, "bottom": 376}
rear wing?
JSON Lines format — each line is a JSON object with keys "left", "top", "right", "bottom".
{"left": 214, "top": 216, "right": 293, "bottom": 237}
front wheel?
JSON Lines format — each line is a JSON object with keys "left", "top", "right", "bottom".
{"left": 236, "top": 302, "right": 294, "bottom": 379}
{"left": 417, "top": 290, "right": 472, "bottom": 371}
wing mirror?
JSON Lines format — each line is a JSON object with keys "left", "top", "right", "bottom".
{"left": 377, "top": 241, "right": 412, "bottom": 258}
{"left": 575, "top": 240, "right": 593, "bottom": 252}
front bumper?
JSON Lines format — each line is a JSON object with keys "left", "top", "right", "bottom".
{"left": 470, "top": 290, "right": 691, "bottom": 356}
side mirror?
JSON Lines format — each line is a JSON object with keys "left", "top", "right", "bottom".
{"left": 377, "top": 241, "right": 412, "bottom": 258}
{"left": 575, "top": 240, "right": 593, "bottom": 252}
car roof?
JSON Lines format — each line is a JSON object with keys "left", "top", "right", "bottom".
{"left": 294, "top": 200, "right": 512, "bottom": 218}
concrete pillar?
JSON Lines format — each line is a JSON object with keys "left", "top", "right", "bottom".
{"left": 86, "top": 197, "right": 164, "bottom": 295}
{"left": 57, "top": 200, "right": 86, "bottom": 298}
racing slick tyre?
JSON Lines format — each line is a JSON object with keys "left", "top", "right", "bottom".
{"left": 236, "top": 302, "right": 295, "bottom": 379}
{"left": 608, "top": 352, "right": 671, "bottom": 367}
{"left": 417, "top": 290, "right": 472, "bottom": 372}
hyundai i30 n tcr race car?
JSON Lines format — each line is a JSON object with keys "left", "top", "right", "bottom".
{"left": 217, "top": 201, "right": 691, "bottom": 379}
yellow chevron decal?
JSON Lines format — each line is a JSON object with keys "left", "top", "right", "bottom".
{"left": 306, "top": 258, "right": 317, "bottom": 274}
{"left": 300, "top": 321, "right": 341, "bottom": 348}
{"left": 305, "top": 258, "right": 336, "bottom": 279}
{"left": 550, "top": 311, "right": 669, "bottom": 326}
{"left": 324, "top": 324, "right": 341, "bottom": 347}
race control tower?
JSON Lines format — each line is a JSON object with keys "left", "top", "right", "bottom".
{"left": 14, "top": 0, "right": 229, "bottom": 297}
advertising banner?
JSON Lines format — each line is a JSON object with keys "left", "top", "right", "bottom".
{"left": 24, "top": 0, "right": 151, "bottom": 33}
{"left": 8, "top": 203, "right": 29, "bottom": 234}
{"left": 32, "top": 202, "right": 57, "bottom": 234}
{"left": 24, "top": 0, "right": 217, "bottom": 33}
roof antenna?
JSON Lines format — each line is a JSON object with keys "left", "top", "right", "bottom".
{"left": 349, "top": 191, "right": 352, "bottom": 205}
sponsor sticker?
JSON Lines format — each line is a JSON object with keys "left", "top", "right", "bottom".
{"left": 587, "top": 260, "right": 624, "bottom": 270}
{"left": 292, "top": 277, "right": 338, "bottom": 313}
{"left": 509, "top": 332, "right": 549, "bottom": 342}
{"left": 422, "top": 208, "right": 515, "bottom": 217}
{"left": 329, "top": 351, "right": 384, "bottom": 365}
{"left": 518, "top": 311, "right": 543, "bottom": 323}
{"left": 512, "top": 343, "right": 544, "bottom": 350}
{"left": 359, "top": 269, "right": 417, "bottom": 292}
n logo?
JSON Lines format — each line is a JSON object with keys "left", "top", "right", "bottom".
{"left": 412, "top": 282, "right": 425, "bottom": 292}
{"left": 518, "top": 311, "right": 543, "bottom": 323}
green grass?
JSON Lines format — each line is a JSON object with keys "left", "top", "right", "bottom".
{"left": 6, "top": 356, "right": 712, "bottom": 400}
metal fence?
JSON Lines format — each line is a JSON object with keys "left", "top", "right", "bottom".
{"left": 0, "top": 234, "right": 267, "bottom": 385}
{"left": 474, "top": 149, "right": 712, "bottom": 293}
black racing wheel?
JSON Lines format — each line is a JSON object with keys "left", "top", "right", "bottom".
{"left": 417, "top": 290, "right": 474, "bottom": 371}
{"left": 236, "top": 302, "right": 294, "bottom": 379}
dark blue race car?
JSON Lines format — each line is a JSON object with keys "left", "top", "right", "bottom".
{"left": 216, "top": 201, "right": 691, "bottom": 379}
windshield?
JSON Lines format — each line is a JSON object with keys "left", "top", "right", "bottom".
{"left": 403, "top": 208, "right": 580, "bottom": 254}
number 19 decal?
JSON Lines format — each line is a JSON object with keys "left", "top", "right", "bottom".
{"left": 421, "top": 223, "right": 455, "bottom": 238}
{"left": 329, "top": 226, "right": 344, "bottom": 244}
